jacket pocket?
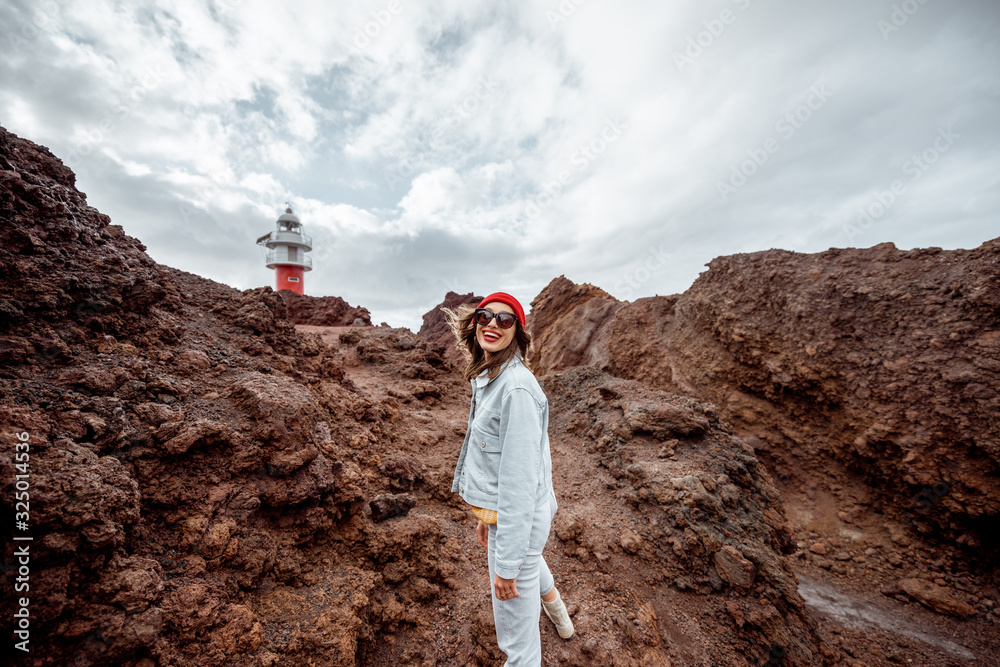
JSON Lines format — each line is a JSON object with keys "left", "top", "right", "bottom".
{"left": 472, "top": 422, "right": 503, "bottom": 484}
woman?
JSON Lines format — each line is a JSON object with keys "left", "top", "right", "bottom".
{"left": 443, "top": 291, "right": 574, "bottom": 666}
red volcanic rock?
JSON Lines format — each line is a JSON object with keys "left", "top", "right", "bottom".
{"left": 541, "top": 366, "right": 821, "bottom": 662}
{"left": 714, "top": 545, "right": 757, "bottom": 589}
{"left": 230, "top": 370, "right": 321, "bottom": 454}
{"left": 369, "top": 492, "right": 417, "bottom": 522}
{"left": 527, "top": 276, "right": 624, "bottom": 373}
{"left": 277, "top": 290, "right": 372, "bottom": 327}
{"left": 380, "top": 453, "right": 426, "bottom": 491}
{"left": 898, "top": 578, "right": 976, "bottom": 618}
{"left": 33, "top": 440, "right": 141, "bottom": 553}
{"left": 0, "top": 129, "right": 172, "bottom": 339}
{"left": 528, "top": 242, "right": 1000, "bottom": 551}
{"left": 621, "top": 399, "right": 710, "bottom": 438}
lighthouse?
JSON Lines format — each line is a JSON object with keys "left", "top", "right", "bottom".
{"left": 256, "top": 206, "right": 313, "bottom": 295}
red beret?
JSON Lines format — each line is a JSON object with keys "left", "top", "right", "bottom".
{"left": 476, "top": 292, "right": 526, "bottom": 328}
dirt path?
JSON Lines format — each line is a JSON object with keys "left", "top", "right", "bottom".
{"left": 797, "top": 574, "right": 977, "bottom": 663}
{"left": 775, "top": 476, "right": 999, "bottom": 666}
{"left": 301, "top": 325, "right": 660, "bottom": 665}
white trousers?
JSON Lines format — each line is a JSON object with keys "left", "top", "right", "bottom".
{"left": 486, "top": 490, "right": 557, "bottom": 667}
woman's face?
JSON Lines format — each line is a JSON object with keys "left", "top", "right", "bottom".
{"left": 476, "top": 301, "right": 517, "bottom": 359}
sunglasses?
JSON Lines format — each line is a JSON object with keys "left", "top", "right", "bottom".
{"left": 474, "top": 308, "right": 517, "bottom": 329}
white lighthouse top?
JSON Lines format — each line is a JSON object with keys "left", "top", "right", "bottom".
{"left": 255, "top": 205, "right": 313, "bottom": 256}
{"left": 277, "top": 207, "right": 301, "bottom": 230}
{"left": 278, "top": 206, "right": 302, "bottom": 227}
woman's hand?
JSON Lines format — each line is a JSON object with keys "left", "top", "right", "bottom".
{"left": 494, "top": 574, "right": 519, "bottom": 601}
{"left": 476, "top": 519, "right": 488, "bottom": 549}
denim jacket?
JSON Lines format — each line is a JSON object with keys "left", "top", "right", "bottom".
{"left": 451, "top": 350, "right": 557, "bottom": 579}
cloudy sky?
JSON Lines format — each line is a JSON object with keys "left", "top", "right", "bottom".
{"left": 2, "top": 0, "right": 998, "bottom": 331}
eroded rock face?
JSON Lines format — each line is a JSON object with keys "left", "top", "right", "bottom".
{"left": 528, "top": 244, "right": 1000, "bottom": 552}
{"left": 278, "top": 291, "right": 373, "bottom": 327}
{"left": 527, "top": 276, "right": 625, "bottom": 374}
{"left": 542, "top": 366, "right": 824, "bottom": 664}
{"left": 0, "top": 129, "right": 172, "bottom": 345}
{"left": 368, "top": 493, "right": 417, "bottom": 522}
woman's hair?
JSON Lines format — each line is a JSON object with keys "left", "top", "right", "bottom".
{"left": 441, "top": 303, "right": 533, "bottom": 381}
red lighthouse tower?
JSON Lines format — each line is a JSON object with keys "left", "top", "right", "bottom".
{"left": 256, "top": 206, "right": 313, "bottom": 295}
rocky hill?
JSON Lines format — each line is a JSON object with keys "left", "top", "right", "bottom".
{"left": 0, "top": 126, "right": 838, "bottom": 666}
{"left": 3, "top": 123, "right": 997, "bottom": 666}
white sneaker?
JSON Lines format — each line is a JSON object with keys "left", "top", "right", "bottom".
{"left": 541, "top": 589, "right": 575, "bottom": 639}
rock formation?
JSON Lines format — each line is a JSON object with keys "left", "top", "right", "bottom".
{"left": 528, "top": 246, "right": 1000, "bottom": 554}
{"left": 278, "top": 291, "right": 372, "bottom": 327}
{"left": 538, "top": 365, "right": 827, "bottom": 664}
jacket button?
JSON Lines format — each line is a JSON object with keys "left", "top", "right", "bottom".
{"left": 480, "top": 441, "right": 486, "bottom": 448}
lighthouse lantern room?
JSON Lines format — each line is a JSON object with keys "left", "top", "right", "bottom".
{"left": 256, "top": 206, "right": 313, "bottom": 295}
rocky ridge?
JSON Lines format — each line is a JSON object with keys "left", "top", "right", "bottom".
{"left": 528, "top": 246, "right": 1000, "bottom": 553}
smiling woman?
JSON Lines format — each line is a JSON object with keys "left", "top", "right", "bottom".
{"left": 441, "top": 292, "right": 575, "bottom": 665}
{"left": 475, "top": 305, "right": 517, "bottom": 350}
